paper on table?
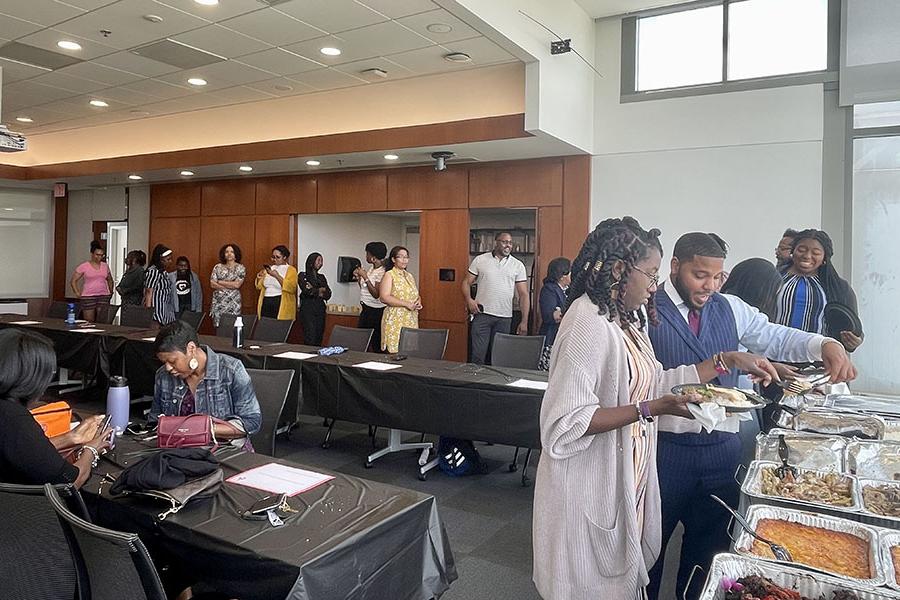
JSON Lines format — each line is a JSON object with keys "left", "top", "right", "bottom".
{"left": 71, "top": 328, "right": 104, "bottom": 333}
{"left": 508, "top": 378, "right": 548, "bottom": 391}
{"left": 141, "top": 337, "right": 156, "bottom": 341}
{"left": 9, "top": 320, "right": 42, "bottom": 325}
{"left": 353, "top": 361, "right": 402, "bottom": 371}
{"left": 226, "top": 463, "right": 335, "bottom": 496}
{"left": 274, "top": 351, "right": 317, "bottom": 360}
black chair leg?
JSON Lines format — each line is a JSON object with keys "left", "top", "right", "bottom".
{"left": 321, "top": 420, "right": 336, "bottom": 449}
{"left": 370, "top": 426, "right": 378, "bottom": 448}
{"left": 322, "top": 418, "right": 330, "bottom": 427}
{"left": 521, "top": 448, "right": 533, "bottom": 487}
{"left": 508, "top": 447, "right": 520, "bottom": 472}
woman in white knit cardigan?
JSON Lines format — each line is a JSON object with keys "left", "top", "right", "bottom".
{"left": 532, "top": 218, "right": 777, "bottom": 600}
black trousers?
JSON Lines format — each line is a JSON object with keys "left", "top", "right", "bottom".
{"left": 358, "top": 304, "right": 384, "bottom": 352}
{"left": 260, "top": 296, "right": 281, "bottom": 319}
{"left": 647, "top": 431, "right": 742, "bottom": 600}
{"left": 469, "top": 313, "right": 511, "bottom": 365}
{"left": 299, "top": 299, "right": 326, "bottom": 346}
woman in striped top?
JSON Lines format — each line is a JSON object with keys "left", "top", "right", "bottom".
{"left": 774, "top": 229, "right": 863, "bottom": 351}
{"left": 143, "top": 244, "right": 175, "bottom": 327}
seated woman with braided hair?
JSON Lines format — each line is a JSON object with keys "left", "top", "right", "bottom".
{"left": 532, "top": 217, "right": 779, "bottom": 600}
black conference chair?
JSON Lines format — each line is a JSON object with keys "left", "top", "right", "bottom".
{"left": 216, "top": 313, "right": 257, "bottom": 338}
{"left": 45, "top": 484, "right": 169, "bottom": 600}
{"left": 247, "top": 369, "right": 294, "bottom": 457}
{"left": 0, "top": 482, "right": 89, "bottom": 600}
{"left": 179, "top": 310, "right": 206, "bottom": 331}
{"left": 490, "top": 332, "right": 546, "bottom": 485}
{"left": 397, "top": 327, "right": 449, "bottom": 360}
{"left": 97, "top": 304, "right": 120, "bottom": 324}
{"left": 329, "top": 325, "right": 373, "bottom": 352}
{"left": 250, "top": 317, "right": 293, "bottom": 343}
{"left": 120, "top": 305, "right": 155, "bottom": 328}
{"left": 47, "top": 300, "right": 76, "bottom": 319}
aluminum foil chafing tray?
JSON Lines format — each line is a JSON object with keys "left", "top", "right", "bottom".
{"left": 782, "top": 409, "right": 887, "bottom": 440}
{"left": 848, "top": 440, "right": 900, "bottom": 482}
{"left": 880, "top": 530, "right": 900, "bottom": 592}
{"left": 884, "top": 419, "right": 900, "bottom": 442}
{"left": 741, "top": 460, "right": 862, "bottom": 516}
{"left": 756, "top": 430, "right": 847, "bottom": 471}
{"left": 733, "top": 504, "right": 886, "bottom": 587}
{"left": 858, "top": 479, "right": 900, "bottom": 531}
{"left": 822, "top": 394, "right": 900, "bottom": 418}
{"left": 697, "top": 552, "right": 900, "bottom": 600}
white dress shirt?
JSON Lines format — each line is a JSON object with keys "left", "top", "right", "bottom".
{"left": 658, "top": 281, "right": 829, "bottom": 434}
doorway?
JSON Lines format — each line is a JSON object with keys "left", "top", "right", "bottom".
{"left": 93, "top": 220, "right": 128, "bottom": 305}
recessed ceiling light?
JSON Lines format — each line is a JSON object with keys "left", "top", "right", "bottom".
{"left": 3, "top": 208, "right": 13, "bottom": 211}
{"left": 443, "top": 52, "right": 471, "bottom": 63}
{"left": 194, "top": 0, "right": 218, "bottom": 5}
{"left": 427, "top": 23, "right": 453, "bottom": 34}
{"left": 239, "top": 165, "right": 253, "bottom": 172}
{"left": 129, "top": 110, "right": 151, "bottom": 116}
{"left": 306, "top": 160, "right": 320, "bottom": 166}
{"left": 320, "top": 47, "right": 341, "bottom": 56}
{"left": 128, "top": 174, "right": 143, "bottom": 180}
{"left": 142, "top": 14, "right": 163, "bottom": 23}
{"left": 89, "top": 99, "right": 109, "bottom": 107}
{"left": 180, "top": 170, "right": 194, "bottom": 176}
{"left": 384, "top": 154, "right": 399, "bottom": 160}
{"left": 187, "top": 77, "right": 207, "bottom": 86}
{"left": 362, "top": 68, "right": 387, "bottom": 78}
{"left": 16, "top": 117, "right": 33, "bottom": 123}
{"left": 57, "top": 40, "right": 82, "bottom": 51}
{"left": 273, "top": 84, "right": 294, "bottom": 92}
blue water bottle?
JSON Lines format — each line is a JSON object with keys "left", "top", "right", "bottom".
{"left": 66, "top": 303, "right": 76, "bottom": 325}
{"left": 106, "top": 376, "right": 130, "bottom": 438}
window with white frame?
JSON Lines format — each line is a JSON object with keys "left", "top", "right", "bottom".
{"left": 0, "top": 189, "right": 52, "bottom": 299}
{"left": 629, "top": 0, "right": 830, "bottom": 93}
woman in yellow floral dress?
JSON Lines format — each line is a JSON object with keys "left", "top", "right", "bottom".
{"left": 379, "top": 246, "right": 422, "bottom": 353}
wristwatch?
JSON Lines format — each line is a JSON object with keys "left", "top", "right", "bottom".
{"left": 637, "top": 401, "right": 654, "bottom": 424}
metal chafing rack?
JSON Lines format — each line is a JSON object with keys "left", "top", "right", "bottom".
{"left": 697, "top": 553, "right": 900, "bottom": 600}
{"left": 732, "top": 504, "right": 886, "bottom": 587}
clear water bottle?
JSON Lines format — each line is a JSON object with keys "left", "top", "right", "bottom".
{"left": 66, "top": 303, "right": 76, "bottom": 325}
{"left": 106, "top": 375, "right": 130, "bottom": 437}
{"left": 233, "top": 315, "right": 244, "bottom": 349}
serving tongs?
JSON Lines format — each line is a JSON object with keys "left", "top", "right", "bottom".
{"left": 775, "top": 434, "right": 799, "bottom": 480}
{"left": 777, "top": 373, "right": 831, "bottom": 396}
{"left": 711, "top": 495, "right": 793, "bottom": 562}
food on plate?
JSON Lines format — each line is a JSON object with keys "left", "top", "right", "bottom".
{"left": 750, "top": 519, "right": 871, "bottom": 579}
{"left": 760, "top": 467, "right": 854, "bottom": 507}
{"left": 721, "top": 574, "right": 859, "bottom": 600}
{"left": 892, "top": 546, "right": 900, "bottom": 585}
{"left": 861, "top": 483, "right": 900, "bottom": 517}
{"left": 684, "top": 384, "right": 754, "bottom": 407}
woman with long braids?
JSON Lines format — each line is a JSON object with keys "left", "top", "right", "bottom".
{"left": 532, "top": 217, "right": 779, "bottom": 599}
{"left": 774, "top": 228, "right": 863, "bottom": 351}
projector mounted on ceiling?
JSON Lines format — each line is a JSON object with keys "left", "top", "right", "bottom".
{"left": 0, "top": 126, "right": 27, "bottom": 153}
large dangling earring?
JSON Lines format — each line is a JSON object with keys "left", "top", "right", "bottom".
{"left": 189, "top": 357, "right": 199, "bottom": 371}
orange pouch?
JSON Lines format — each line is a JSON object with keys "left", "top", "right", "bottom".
{"left": 31, "top": 401, "right": 72, "bottom": 437}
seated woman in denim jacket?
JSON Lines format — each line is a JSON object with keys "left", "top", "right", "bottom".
{"left": 150, "top": 320, "right": 261, "bottom": 449}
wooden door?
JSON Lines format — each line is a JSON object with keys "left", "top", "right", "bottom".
{"left": 418, "top": 209, "right": 469, "bottom": 362}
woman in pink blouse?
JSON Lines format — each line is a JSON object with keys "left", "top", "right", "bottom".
{"left": 70, "top": 241, "right": 114, "bottom": 322}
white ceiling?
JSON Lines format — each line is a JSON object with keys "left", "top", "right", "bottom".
{"left": 0, "top": 0, "right": 519, "bottom": 135}
{"left": 575, "top": 0, "right": 697, "bottom": 19}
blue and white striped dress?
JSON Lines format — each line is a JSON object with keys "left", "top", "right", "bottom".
{"left": 774, "top": 273, "right": 827, "bottom": 334}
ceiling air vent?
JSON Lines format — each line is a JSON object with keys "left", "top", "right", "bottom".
{"left": 130, "top": 39, "right": 225, "bottom": 70}
{"left": 257, "top": 0, "right": 293, "bottom": 6}
{"left": 0, "top": 42, "right": 82, "bottom": 70}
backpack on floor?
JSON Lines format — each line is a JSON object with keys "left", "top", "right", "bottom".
{"left": 437, "top": 437, "right": 486, "bottom": 477}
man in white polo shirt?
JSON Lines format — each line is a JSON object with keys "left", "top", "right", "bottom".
{"left": 461, "top": 232, "right": 530, "bottom": 365}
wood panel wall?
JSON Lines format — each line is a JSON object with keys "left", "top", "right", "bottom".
{"left": 148, "top": 156, "right": 590, "bottom": 361}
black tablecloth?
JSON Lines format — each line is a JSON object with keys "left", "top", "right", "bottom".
{"left": 297, "top": 352, "right": 546, "bottom": 448}
{"left": 0, "top": 315, "right": 152, "bottom": 381}
{"left": 83, "top": 437, "right": 456, "bottom": 600}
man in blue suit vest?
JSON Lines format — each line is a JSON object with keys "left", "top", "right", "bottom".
{"left": 647, "top": 233, "right": 856, "bottom": 600}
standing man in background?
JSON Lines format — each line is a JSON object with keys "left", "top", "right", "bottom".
{"left": 462, "top": 232, "right": 530, "bottom": 365}
{"left": 354, "top": 241, "right": 387, "bottom": 352}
